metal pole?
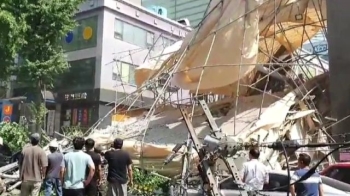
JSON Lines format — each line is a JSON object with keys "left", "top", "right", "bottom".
{"left": 43, "top": 84, "right": 47, "bottom": 133}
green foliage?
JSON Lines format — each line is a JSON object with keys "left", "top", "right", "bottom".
{"left": 0, "top": 122, "right": 29, "bottom": 152}
{"left": 28, "top": 101, "right": 48, "bottom": 128}
{"left": 13, "top": 0, "right": 84, "bottom": 89}
{"left": 0, "top": 0, "right": 85, "bottom": 102}
{"left": 62, "top": 125, "right": 84, "bottom": 138}
{"left": 130, "top": 167, "right": 170, "bottom": 196}
{"left": 0, "top": 0, "right": 27, "bottom": 80}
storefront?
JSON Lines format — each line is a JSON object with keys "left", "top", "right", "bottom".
{"left": 56, "top": 89, "right": 99, "bottom": 129}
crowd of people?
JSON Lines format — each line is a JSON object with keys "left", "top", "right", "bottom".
{"left": 17, "top": 132, "right": 324, "bottom": 196}
{"left": 18, "top": 133, "right": 133, "bottom": 196}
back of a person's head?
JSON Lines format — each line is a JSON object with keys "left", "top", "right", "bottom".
{"left": 113, "top": 138, "right": 123, "bottom": 149}
{"left": 30, "top": 133, "right": 41, "bottom": 146}
{"left": 85, "top": 138, "right": 95, "bottom": 150}
{"left": 249, "top": 148, "right": 260, "bottom": 159}
{"left": 73, "top": 137, "right": 85, "bottom": 150}
{"left": 94, "top": 145, "right": 103, "bottom": 154}
{"left": 298, "top": 153, "right": 311, "bottom": 166}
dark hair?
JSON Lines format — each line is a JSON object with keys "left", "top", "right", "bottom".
{"left": 30, "top": 139, "right": 39, "bottom": 146}
{"left": 73, "top": 137, "right": 85, "bottom": 150}
{"left": 298, "top": 153, "right": 311, "bottom": 166}
{"left": 113, "top": 138, "right": 123, "bottom": 149}
{"left": 85, "top": 138, "right": 95, "bottom": 150}
{"left": 249, "top": 148, "right": 260, "bottom": 159}
{"left": 49, "top": 146, "right": 57, "bottom": 152}
{"left": 94, "top": 145, "right": 103, "bottom": 154}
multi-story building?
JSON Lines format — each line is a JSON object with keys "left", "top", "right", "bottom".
{"left": 12, "top": 0, "right": 190, "bottom": 131}
{"left": 141, "top": 0, "right": 209, "bottom": 27}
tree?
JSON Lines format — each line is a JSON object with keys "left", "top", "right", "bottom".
{"left": 0, "top": 0, "right": 27, "bottom": 81}
{"left": 7, "top": 0, "right": 84, "bottom": 129}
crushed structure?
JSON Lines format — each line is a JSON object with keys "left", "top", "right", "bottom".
{"left": 0, "top": 0, "right": 333, "bottom": 195}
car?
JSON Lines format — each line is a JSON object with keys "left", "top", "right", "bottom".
{"left": 321, "top": 162, "right": 350, "bottom": 184}
{"left": 186, "top": 170, "right": 350, "bottom": 196}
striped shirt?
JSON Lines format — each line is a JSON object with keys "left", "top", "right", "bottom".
{"left": 291, "top": 168, "right": 321, "bottom": 196}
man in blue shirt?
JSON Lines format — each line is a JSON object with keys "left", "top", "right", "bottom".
{"left": 61, "top": 137, "right": 95, "bottom": 196}
{"left": 43, "top": 140, "right": 63, "bottom": 196}
{"left": 290, "top": 153, "right": 324, "bottom": 196}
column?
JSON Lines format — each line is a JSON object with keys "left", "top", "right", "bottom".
{"left": 328, "top": 1, "right": 350, "bottom": 145}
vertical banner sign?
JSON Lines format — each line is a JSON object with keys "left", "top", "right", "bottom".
{"left": 82, "top": 109, "right": 88, "bottom": 126}
{"left": 64, "top": 109, "right": 71, "bottom": 127}
{"left": 2, "top": 104, "right": 13, "bottom": 123}
{"left": 88, "top": 108, "right": 93, "bottom": 126}
{"left": 72, "top": 109, "right": 78, "bottom": 126}
{"left": 54, "top": 104, "right": 61, "bottom": 133}
{"left": 47, "top": 110, "right": 55, "bottom": 136}
{"left": 77, "top": 108, "right": 83, "bottom": 125}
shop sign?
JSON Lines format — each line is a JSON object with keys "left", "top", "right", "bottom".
{"left": 64, "top": 92, "right": 88, "bottom": 101}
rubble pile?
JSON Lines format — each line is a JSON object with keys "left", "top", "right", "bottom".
{"left": 0, "top": 72, "right": 333, "bottom": 194}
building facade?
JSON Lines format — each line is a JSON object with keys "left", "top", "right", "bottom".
{"left": 12, "top": 0, "right": 190, "bottom": 131}
{"left": 141, "top": 0, "right": 210, "bottom": 27}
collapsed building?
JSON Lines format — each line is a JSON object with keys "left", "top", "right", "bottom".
{"left": 0, "top": 0, "right": 334, "bottom": 194}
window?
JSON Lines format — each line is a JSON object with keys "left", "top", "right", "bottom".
{"left": 114, "top": 19, "right": 154, "bottom": 49}
{"left": 62, "top": 16, "right": 98, "bottom": 52}
{"left": 146, "top": 32, "right": 155, "bottom": 49}
{"left": 114, "top": 19, "right": 123, "bottom": 39}
{"left": 55, "top": 58, "right": 96, "bottom": 91}
{"left": 263, "top": 173, "right": 290, "bottom": 192}
{"left": 112, "top": 61, "right": 136, "bottom": 85}
{"left": 154, "top": 36, "right": 176, "bottom": 52}
{"left": 162, "top": 36, "right": 175, "bottom": 48}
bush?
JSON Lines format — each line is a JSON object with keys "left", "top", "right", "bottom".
{"left": 129, "top": 167, "right": 170, "bottom": 196}
{"left": 0, "top": 122, "right": 29, "bottom": 152}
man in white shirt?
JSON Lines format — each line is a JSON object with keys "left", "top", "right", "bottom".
{"left": 241, "top": 148, "right": 269, "bottom": 190}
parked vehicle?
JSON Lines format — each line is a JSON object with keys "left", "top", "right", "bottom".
{"left": 186, "top": 170, "right": 349, "bottom": 196}
{"left": 321, "top": 162, "right": 350, "bottom": 183}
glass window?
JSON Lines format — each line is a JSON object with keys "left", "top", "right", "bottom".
{"left": 114, "top": 19, "right": 123, "bottom": 39}
{"left": 154, "top": 36, "right": 176, "bottom": 52}
{"left": 114, "top": 19, "right": 154, "bottom": 49}
{"left": 263, "top": 173, "right": 289, "bottom": 192}
{"left": 122, "top": 23, "right": 136, "bottom": 44}
{"left": 62, "top": 16, "right": 98, "bottom": 52}
{"left": 55, "top": 58, "right": 95, "bottom": 91}
{"left": 146, "top": 32, "right": 154, "bottom": 49}
{"left": 113, "top": 61, "right": 136, "bottom": 85}
{"left": 133, "top": 26, "right": 147, "bottom": 48}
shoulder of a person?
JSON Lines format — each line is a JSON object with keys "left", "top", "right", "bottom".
{"left": 242, "top": 161, "right": 250, "bottom": 168}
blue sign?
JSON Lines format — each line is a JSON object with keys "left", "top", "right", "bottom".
{"left": 313, "top": 44, "right": 328, "bottom": 53}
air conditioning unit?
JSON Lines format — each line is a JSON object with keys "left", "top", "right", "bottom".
{"left": 177, "top": 18, "right": 190, "bottom": 26}
{"left": 147, "top": 5, "right": 168, "bottom": 18}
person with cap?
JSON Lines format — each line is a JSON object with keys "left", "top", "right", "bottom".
{"left": 104, "top": 138, "right": 133, "bottom": 196}
{"left": 61, "top": 137, "right": 95, "bottom": 196}
{"left": 84, "top": 138, "right": 103, "bottom": 196}
{"left": 19, "top": 133, "right": 48, "bottom": 196}
{"left": 43, "top": 140, "right": 64, "bottom": 196}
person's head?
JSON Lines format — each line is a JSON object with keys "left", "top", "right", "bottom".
{"left": 248, "top": 148, "right": 260, "bottom": 160}
{"left": 49, "top": 140, "right": 59, "bottom": 153}
{"left": 94, "top": 145, "right": 103, "bottom": 154}
{"left": 297, "top": 153, "right": 311, "bottom": 168}
{"left": 73, "top": 137, "right": 85, "bottom": 150}
{"left": 85, "top": 138, "right": 95, "bottom": 151}
{"left": 30, "top": 133, "right": 41, "bottom": 146}
{"left": 113, "top": 138, "right": 123, "bottom": 149}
